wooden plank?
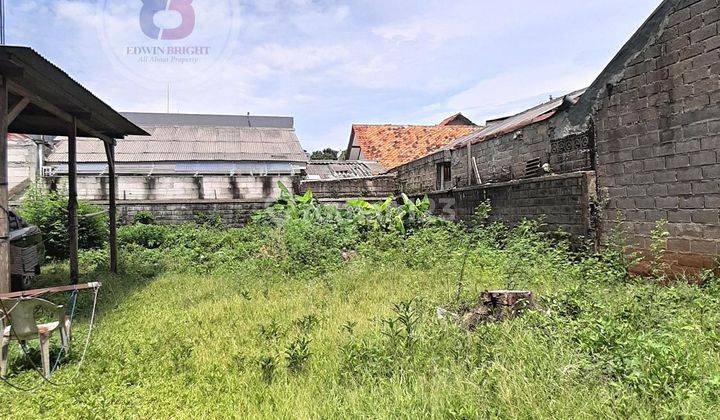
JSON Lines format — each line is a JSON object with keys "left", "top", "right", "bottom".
{"left": 0, "top": 282, "right": 101, "bottom": 299}
{"left": 68, "top": 117, "right": 78, "bottom": 284}
{"left": 0, "top": 76, "right": 8, "bottom": 293}
{"left": 104, "top": 142, "right": 117, "bottom": 274}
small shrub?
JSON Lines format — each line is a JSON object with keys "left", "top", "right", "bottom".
{"left": 132, "top": 210, "right": 156, "bottom": 225}
{"left": 259, "top": 355, "right": 278, "bottom": 384}
{"left": 19, "top": 183, "right": 108, "bottom": 259}
{"left": 650, "top": 219, "right": 670, "bottom": 277}
{"left": 285, "top": 336, "right": 312, "bottom": 373}
{"left": 194, "top": 211, "right": 223, "bottom": 228}
{"left": 294, "top": 314, "right": 319, "bottom": 335}
{"left": 79, "top": 248, "right": 110, "bottom": 273}
{"left": 382, "top": 299, "right": 420, "bottom": 351}
{"left": 259, "top": 320, "right": 283, "bottom": 341}
{"left": 118, "top": 224, "right": 168, "bottom": 249}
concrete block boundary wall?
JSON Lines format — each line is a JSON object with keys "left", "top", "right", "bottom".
{"left": 416, "top": 171, "right": 598, "bottom": 244}
{"left": 90, "top": 200, "right": 276, "bottom": 227}
{"left": 298, "top": 170, "right": 597, "bottom": 244}
{"left": 299, "top": 174, "right": 397, "bottom": 199}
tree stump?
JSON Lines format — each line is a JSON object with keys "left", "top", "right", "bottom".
{"left": 460, "top": 290, "right": 535, "bottom": 330}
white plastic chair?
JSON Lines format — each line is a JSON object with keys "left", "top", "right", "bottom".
{"left": 0, "top": 298, "right": 70, "bottom": 378}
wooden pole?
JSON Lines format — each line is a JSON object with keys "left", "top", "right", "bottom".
{"left": 104, "top": 141, "right": 117, "bottom": 273}
{"left": 68, "top": 117, "right": 78, "bottom": 284}
{"left": 0, "top": 76, "right": 8, "bottom": 293}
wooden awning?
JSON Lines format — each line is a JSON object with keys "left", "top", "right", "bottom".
{"left": 0, "top": 45, "right": 149, "bottom": 292}
{"left": 0, "top": 46, "right": 147, "bottom": 141}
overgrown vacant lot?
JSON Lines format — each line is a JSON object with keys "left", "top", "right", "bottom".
{"left": 5, "top": 193, "right": 720, "bottom": 418}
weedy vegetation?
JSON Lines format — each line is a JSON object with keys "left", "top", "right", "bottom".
{"left": 4, "top": 184, "right": 720, "bottom": 418}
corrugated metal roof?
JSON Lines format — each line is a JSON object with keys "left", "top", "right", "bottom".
{"left": 446, "top": 89, "right": 587, "bottom": 150}
{"left": 47, "top": 114, "right": 308, "bottom": 164}
{"left": 0, "top": 46, "right": 147, "bottom": 138}
{"left": 122, "top": 112, "right": 294, "bottom": 129}
{"left": 306, "top": 160, "right": 386, "bottom": 180}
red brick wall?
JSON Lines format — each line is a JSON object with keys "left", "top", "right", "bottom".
{"left": 594, "top": 0, "right": 720, "bottom": 271}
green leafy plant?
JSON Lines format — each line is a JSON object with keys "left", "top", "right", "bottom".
{"left": 194, "top": 211, "right": 224, "bottom": 228}
{"left": 285, "top": 335, "right": 312, "bottom": 373}
{"left": 19, "top": 183, "right": 108, "bottom": 259}
{"left": 650, "top": 219, "right": 670, "bottom": 278}
{"left": 259, "top": 355, "right": 278, "bottom": 384}
{"left": 382, "top": 299, "right": 420, "bottom": 351}
{"left": 132, "top": 210, "right": 156, "bottom": 225}
{"left": 294, "top": 314, "right": 319, "bottom": 335}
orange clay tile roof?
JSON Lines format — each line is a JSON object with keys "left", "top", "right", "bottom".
{"left": 351, "top": 124, "right": 480, "bottom": 170}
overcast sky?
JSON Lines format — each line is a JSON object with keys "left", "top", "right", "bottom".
{"left": 7, "top": 0, "right": 662, "bottom": 151}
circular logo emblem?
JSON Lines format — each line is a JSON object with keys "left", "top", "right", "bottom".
{"left": 98, "top": 0, "right": 240, "bottom": 88}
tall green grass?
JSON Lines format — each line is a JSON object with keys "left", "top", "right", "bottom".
{"left": 3, "top": 203, "right": 720, "bottom": 418}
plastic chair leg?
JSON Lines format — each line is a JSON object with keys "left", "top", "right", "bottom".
{"left": 39, "top": 333, "right": 50, "bottom": 378}
{"left": 0, "top": 336, "right": 8, "bottom": 377}
{"left": 62, "top": 316, "right": 71, "bottom": 352}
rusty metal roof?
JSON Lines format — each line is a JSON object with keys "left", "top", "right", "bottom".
{"left": 47, "top": 113, "right": 308, "bottom": 164}
{"left": 306, "top": 160, "right": 386, "bottom": 180}
{"left": 446, "top": 89, "right": 587, "bottom": 150}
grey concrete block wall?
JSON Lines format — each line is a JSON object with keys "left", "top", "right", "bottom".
{"left": 420, "top": 172, "right": 597, "bottom": 243}
{"left": 394, "top": 121, "right": 594, "bottom": 196}
{"left": 593, "top": 0, "right": 720, "bottom": 271}
{"left": 299, "top": 175, "right": 398, "bottom": 198}
{"left": 93, "top": 200, "right": 275, "bottom": 227}
{"left": 50, "top": 175, "right": 295, "bottom": 202}
{"left": 394, "top": 151, "right": 451, "bottom": 195}
{"left": 46, "top": 174, "right": 296, "bottom": 226}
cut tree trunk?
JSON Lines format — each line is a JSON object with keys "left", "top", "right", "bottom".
{"left": 460, "top": 290, "right": 535, "bottom": 330}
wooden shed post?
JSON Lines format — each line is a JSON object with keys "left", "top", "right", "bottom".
{"left": 68, "top": 117, "right": 78, "bottom": 284}
{"left": 0, "top": 76, "right": 9, "bottom": 293}
{"left": 104, "top": 141, "right": 117, "bottom": 273}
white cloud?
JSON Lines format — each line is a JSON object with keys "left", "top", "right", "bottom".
{"left": 420, "top": 62, "right": 600, "bottom": 125}
{"left": 246, "top": 43, "right": 351, "bottom": 73}
{"left": 5, "top": 0, "right": 663, "bottom": 151}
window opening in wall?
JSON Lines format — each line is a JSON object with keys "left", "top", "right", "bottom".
{"left": 436, "top": 162, "right": 452, "bottom": 190}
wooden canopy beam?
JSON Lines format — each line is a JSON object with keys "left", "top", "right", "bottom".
{"left": 0, "top": 61, "right": 24, "bottom": 80}
{"left": 7, "top": 81, "right": 116, "bottom": 145}
{"left": 7, "top": 97, "right": 29, "bottom": 124}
